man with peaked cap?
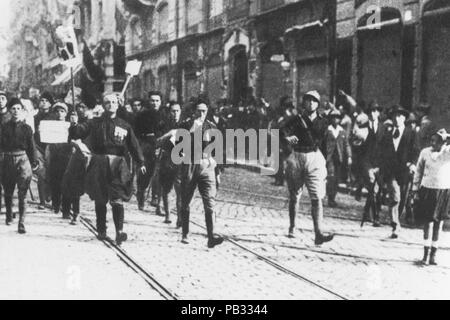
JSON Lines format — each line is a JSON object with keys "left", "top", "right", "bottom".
{"left": 46, "top": 103, "right": 80, "bottom": 221}
{"left": 374, "top": 105, "right": 419, "bottom": 238}
{"left": 281, "top": 90, "right": 335, "bottom": 245}
{"left": 34, "top": 91, "right": 55, "bottom": 209}
{"left": 2, "top": 98, "right": 39, "bottom": 233}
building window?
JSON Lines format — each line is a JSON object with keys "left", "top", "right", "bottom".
{"left": 158, "top": 3, "right": 169, "bottom": 42}
{"left": 130, "top": 18, "right": 142, "bottom": 52}
{"left": 143, "top": 13, "right": 153, "bottom": 47}
{"left": 210, "top": 0, "right": 224, "bottom": 17}
{"left": 185, "top": 0, "right": 198, "bottom": 34}
{"left": 228, "top": 0, "right": 249, "bottom": 20}
{"left": 208, "top": 0, "right": 225, "bottom": 30}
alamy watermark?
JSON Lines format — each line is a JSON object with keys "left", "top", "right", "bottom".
{"left": 170, "top": 128, "right": 280, "bottom": 176}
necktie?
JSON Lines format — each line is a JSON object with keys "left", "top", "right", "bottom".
{"left": 393, "top": 128, "right": 400, "bottom": 139}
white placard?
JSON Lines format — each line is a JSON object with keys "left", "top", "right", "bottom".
{"left": 125, "top": 60, "right": 142, "bottom": 76}
{"left": 39, "top": 121, "right": 71, "bottom": 144}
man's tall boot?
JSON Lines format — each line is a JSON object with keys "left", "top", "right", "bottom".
{"left": 421, "top": 246, "right": 430, "bottom": 265}
{"left": 112, "top": 205, "right": 127, "bottom": 246}
{"left": 95, "top": 203, "right": 108, "bottom": 240}
{"left": 18, "top": 197, "right": 26, "bottom": 234}
{"left": 429, "top": 247, "right": 438, "bottom": 266}
{"left": 5, "top": 195, "right": 12, "bottom": 225}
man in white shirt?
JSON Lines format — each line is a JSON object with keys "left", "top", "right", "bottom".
{"left": 374, "top": 106, "right": 418, "bottom": 239}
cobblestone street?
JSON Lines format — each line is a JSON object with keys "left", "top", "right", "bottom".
{"left": 1, "top": 167, "right": 449, "bottom": 300}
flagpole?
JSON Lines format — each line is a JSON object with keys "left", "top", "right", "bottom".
{"left": 71, "top": 66, "right": 75, "bottom": 114}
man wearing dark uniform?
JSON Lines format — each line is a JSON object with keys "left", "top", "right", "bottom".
{"left": 167, "top": 100, "right": 224, "bottom": 248}
{"left": 34, "top": 92, "right": 54, "bottom": 209}
{"left": 156, "top": 102, "right": 182, "bottom": 225}
{"left": 69, "top": 93, "right": 146, "bottom": 245}
{"left": 134, "top": 92, "right": 164, "bottom": 211}
{"left": 281, "top": 91, "right": 334, "bottom": 245}
{"left": 2, "top": 98, "right": 39, "bottom": 234}
{"left": 46, "top": 103, "right": 78, "bottom": 220}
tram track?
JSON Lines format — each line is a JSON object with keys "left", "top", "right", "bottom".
{"left": 79, "top": 204, "right": 349, "bottom": 300}
{"left": 185, "top": 214, "right": 349, "bottom": 300}
{"left": 79, "top": 216, "right": 178, "bottom": 301}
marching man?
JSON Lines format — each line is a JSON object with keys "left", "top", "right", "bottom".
{"left": 160, "top": 99, "right": 224, "bottom": 248}
{"left": 281, "top": 91, "right": 335, "bottom": 245}
{"left": 2, "top": 98, "right": 39, "bottom": 233}
{"left": 69, "top": 93, "right": 146, "bottom": 245}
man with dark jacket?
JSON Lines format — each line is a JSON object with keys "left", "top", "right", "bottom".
{"left": 2, "top": 98, "right": 39, "bottom": 234}
{"left": 156, "top": 102, "right": 183, "bottom": 225}
{"left": 374, "top": 106, "right": 418, "bottom": 238}
{"left": 46, "top": 103, "right": 78, "bottom": 221}
{"left": 34, "top": 92, "right": 54, "bottom": 209}
{"left": 164, "top": 100, "right": 224, "bottom": 249}
{"left": 281, "top": 91, "right": 334, "bottom": 245}
{"left": 134, "top": 92, "right": 165, "bottom": 211}
{"left": 69, "top": 93, "right": 146, "bottom": 245}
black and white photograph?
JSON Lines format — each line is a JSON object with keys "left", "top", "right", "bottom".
{"left": 0, "top": 0, "right": 449, "bottom": 304}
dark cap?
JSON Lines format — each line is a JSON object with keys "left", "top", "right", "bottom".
{"left": 328, "top": 109, "right": 342, "bottom": 119}
{"left": 389, "top": 105, "right": 409, "bottom": 118}
{"left": 368, "top": 100, "right": 382, "bottom": 112}
{"left": 7, "top": 97, "right": 24, "bottom": 110}
{"left": 40, "top": 91, "right": 54, "bottom": 105}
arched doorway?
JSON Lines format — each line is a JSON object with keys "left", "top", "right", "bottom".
{"left": 229, "top": 45, "right": 248, "bottom": 106}
{"left": 357, "top": 8, "right": 403, "bottom": 109}
{"left": 421, "top": 0, "right": 450, "bottom": 128}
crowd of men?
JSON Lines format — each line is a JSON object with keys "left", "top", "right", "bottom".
{"left": 0, "top": 86, "right": 443, "bottom": 253}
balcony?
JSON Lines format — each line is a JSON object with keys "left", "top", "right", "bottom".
{"left": 227, "top": 1, "right": 250, "bottom": 20}
{"left": 208, "top": 13, "right": 226, "bottom": 30}
{"left": 259, "top": 0, "right": 285, "bottom": 13}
